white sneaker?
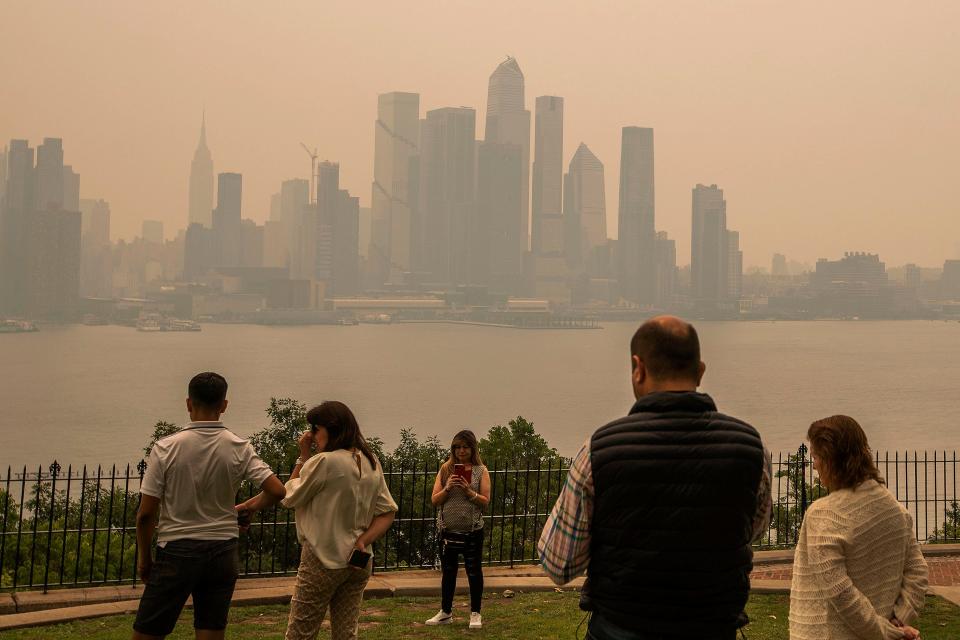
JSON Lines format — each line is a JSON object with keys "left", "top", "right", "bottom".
{"left": 469, "top": 612, "right": 482, "bottom": 629}
{"left": 425, "top": 610, "right": 453, "bottom": 625}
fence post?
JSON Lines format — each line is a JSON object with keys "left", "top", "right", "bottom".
{"left": 798, "top": 443, "right": 808, "bottom": 521}
{"left": 134, "top": 458, "right": 147, "bottom": 586}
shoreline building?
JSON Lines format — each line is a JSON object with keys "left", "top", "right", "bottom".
{"left": 531, "top": 96, "right": 567, "bottom": 302}
{"left": 370, "top": 92, "right": 420, "bottom": 287}
{"left": 727, "top": 230, "right": 743, "bottom": 302}
{"left": 564, "top": 143, "right": 607, "bottom": 276}
{"left": 188, "top": 114, "right": 214, "bottom": 228}
{"left": 212, "top": 172, "right": 242, "bottom": 267}
{"left": 691, "top": 183, "right": 728, "bottom": 305}
{"left": 80, "top": 199, "right": 112, "bottom": 297}
{"left": 419, "top": 107, "right": 476, "bottom": 287}
{"left": 280, "top": 178, "right": 309, "bottom": 273}
{"left": 655, "top": 231, "right": 678, "bottom": 306}
{"left": 617, "top": 127, "right": 657, "bottom": 306}
{"left": 0, "top": 138, "right": 81, "bottom": 319}
{"left": 297, "top": 162, "right": 360, "bottom": 296}
{"left": 484, "top": 57, "right": 531, "bottom": 257}
{"left": 477, "top": 140, "right": 523, "bottom": 291}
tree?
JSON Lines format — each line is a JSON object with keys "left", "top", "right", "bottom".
{"left": 930, "top": 501, "right": 960, "bottom": 543}
{"left": 770, "top": 450, "right": 827, "bottom": 547}
{"left": 479, "top": 416, "right": 563, "bottom": 465}
{"left": 248, "top": 397, "right": 308, "bottom": 470}
{"left": 143, "top": 421, "right": 181, "bottom": 457}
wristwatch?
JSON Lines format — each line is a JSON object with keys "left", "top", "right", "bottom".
{"left": 295, "top": 457, "right": 304, "bottom": 466}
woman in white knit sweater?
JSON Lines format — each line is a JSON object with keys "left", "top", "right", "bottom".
{"left": 789, "top": 415, "right": 928, "bottom": 640}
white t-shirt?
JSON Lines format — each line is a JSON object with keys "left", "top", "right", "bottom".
{"left": 140, "top": 422, "right": 274, "bottom": 545}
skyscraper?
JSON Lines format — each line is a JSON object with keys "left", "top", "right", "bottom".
{"left": 188, "top": 114, "right": 214, "bottom": 228}
{"left": 485, "top": 57, "right": 531, "bottom": 252}
{"left": 691, "top": 183, "right": 728, "bottom": 303}
{"left": 564, "top": 143, "right": 606, "bottom": 273}
{"left": 262, "top": 220, "right": 287, "bottom": 269}
{"left": 476, "top": 141, "right": 523, "bottom": 290}
{"left": 772, "top": 253, "right": 789, "bottom": 277}
{"left": 269, "top": 192, "right": 282, "bottom": 222}
{"left": 35, "top": 138, "right": 64, "bottom": 210}
{"left": 212, "top": 172, "right": 242, "bottom": 266}
{"left": 0, "top": 140, "right": 35, "bottom": 314}
{"left": 297, "top": 162, "right": 359, "bottom": 295}
{"left": 142, "top": 220, "right": 164, "bottom": 244}
{"left": 333, "top": 189, "right": 360, "bottom": 296}
{"left": 419, "top": 107, "right": 476, "bottom": 285}
{"left": 80, "top": 199, "right": 112, "bottom": 298}
{"left": 62, "top": 165, "right": 80, "bottom": 212}
{"left": 727, "top": 230, "right": 743, "bottom": 301}
{"left": 27, "top": 209, "right": 81, "bottom": 319}
{"left": 0, "top": 145, "right": 7, "bottom": 204}
{"left": 370, "top": 91, "right": 419, "bottom": 286}
{"left": 281, "top": 178, "right": 309, "bottom": 272}
{"left": 531, "top": 96, "right": 567, "bottom": 301}
{"left": 655, "top": 231, "right": 677, "bottom": 306}
{"left": 184, "top": 222, "right": 213, "bottom": 280}
{"left": 532, "top": 96, "right": 564, "bottom": 255}
{"left": 617, "top": 127, "right": 656, "bottom": 305}
{"left": 0, "top": 138, "right": 83, "bottom": 319}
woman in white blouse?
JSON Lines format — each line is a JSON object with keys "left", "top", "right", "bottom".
{"left": 282, "top": 401, "right": 397, "bottom": 640}
{"left": 790, "top": 415, "right": 928, "bottom": 640}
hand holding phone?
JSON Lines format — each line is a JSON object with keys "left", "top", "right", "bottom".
{"left": 453, "top": 463, "right": 472, "bottom": 485}
{"left": 348, "top": 548, "right": 371, "bottom": 569}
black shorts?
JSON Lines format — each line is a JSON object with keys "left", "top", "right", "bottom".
{"left": 133, "top": 538, "right": 240, "bottom": 636}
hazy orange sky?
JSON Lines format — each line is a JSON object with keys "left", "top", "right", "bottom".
{"left": 2, "top": 0, "right": 958, "bottom": 268}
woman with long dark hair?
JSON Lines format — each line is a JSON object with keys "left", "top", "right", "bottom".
{"left": 425, "top": 430, "right": 491, "bottom": 629}
{"left": 282, "top": 401, "right": 397, "bottom": 640}
{"left": 789, "top": 415, "right": 928, "bottom": 640}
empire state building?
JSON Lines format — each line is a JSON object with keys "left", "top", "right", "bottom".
{"left": 188, "top": 113, "right": 214, "bottom": 228}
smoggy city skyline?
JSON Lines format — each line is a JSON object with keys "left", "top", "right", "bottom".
{"left": 2, "top": 1, "right": 958, "bottom": 267}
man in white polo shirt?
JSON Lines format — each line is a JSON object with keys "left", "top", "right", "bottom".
{"left": 132, "top": 372, "right": 286, "bottom": 640}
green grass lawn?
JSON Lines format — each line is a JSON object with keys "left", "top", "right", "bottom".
{"left": 2, "top": 592, "right": 959, "bottom": 639}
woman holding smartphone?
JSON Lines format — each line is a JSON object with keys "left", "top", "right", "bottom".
{"left": 426, "top": 430, "right": 491, "bottom": 630}
{"left": 282, "top": 401, "right": 397, "bottom": 640}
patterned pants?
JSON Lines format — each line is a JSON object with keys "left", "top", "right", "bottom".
{"left": 285, "top": 546, "right": 370, "bottom": 640}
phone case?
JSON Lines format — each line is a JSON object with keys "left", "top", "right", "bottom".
{"left": 349, "top": 549, "right": 371, "bottom": 567}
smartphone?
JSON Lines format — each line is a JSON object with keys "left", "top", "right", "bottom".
{"left": 348, "top": 548, "right": 371, "bottom": 568}
{"left": 237, "top": 508, "right": 251, "bottom": 527}
{"left": 454, "top": 464, "right": 472, "bottom": 484}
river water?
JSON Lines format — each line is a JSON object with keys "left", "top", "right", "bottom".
{"left": 1, "top": 321, "right": 958, "bottom": 466}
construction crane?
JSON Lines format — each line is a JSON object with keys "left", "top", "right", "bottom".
{"left": 300, "top": 142, "right": 318, "bottom": 204}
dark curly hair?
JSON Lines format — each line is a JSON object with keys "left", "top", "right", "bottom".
{"left": 808, "top": 415, "right": 884, "bottom": 490}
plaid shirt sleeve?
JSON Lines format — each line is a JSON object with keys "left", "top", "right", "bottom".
{"left": 752, "top": 445, "right": 774, "bottom": 542}
{"left": 537, "top": 438, "right": 593, "bottom": 585}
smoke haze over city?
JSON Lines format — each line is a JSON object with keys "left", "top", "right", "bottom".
{"left": 2, "top": 0, "right": 958, "bottom": 267}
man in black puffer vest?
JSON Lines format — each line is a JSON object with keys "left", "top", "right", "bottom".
{"left": 538, "top": 316, "right": 772, "bottom": 640}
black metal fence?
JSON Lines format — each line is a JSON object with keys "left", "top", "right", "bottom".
{"left": 2, "top": 448, "right": 959, "bottom": 593}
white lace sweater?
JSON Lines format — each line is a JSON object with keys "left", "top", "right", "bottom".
{"left": 789, "top": 480, "right": 928, "bottom": 640}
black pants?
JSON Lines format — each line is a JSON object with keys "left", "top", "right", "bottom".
{"left": 133, "top": 538, "right": 239, "bottom": 636}
{"left": 587, "top": 612, "right": 739, "bottom": 640}
{"left": 440, "top": 528, "right": 484, "bottom": 613}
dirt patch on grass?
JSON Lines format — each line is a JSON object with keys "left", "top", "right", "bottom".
{"left": 236, "top": 613, "right": 286, "bottom": 626}
{"left": 359, "top": 621, "right": 383, "bottom": 630}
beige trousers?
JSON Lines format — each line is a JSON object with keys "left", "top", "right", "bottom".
{"left": 285, "top": 546, "right": 370, "bottom": 640}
